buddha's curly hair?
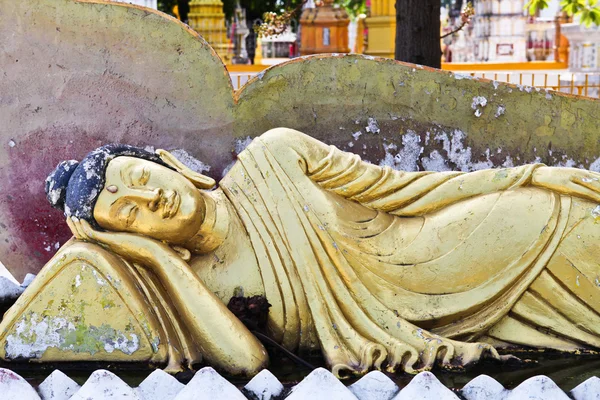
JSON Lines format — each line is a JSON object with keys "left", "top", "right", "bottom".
{"left": 45, "top": 144, "right": 171, "bottom": 226}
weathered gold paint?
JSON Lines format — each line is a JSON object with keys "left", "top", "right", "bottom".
{"left": 3, "top": 129, "right": 600, "bottom": 378}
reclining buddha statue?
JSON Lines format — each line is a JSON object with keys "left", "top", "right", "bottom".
{"left": 1, "top": 128, "right": 600, "bottom": 378}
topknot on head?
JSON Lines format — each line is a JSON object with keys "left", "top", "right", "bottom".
{"left": 45, "top": 160, "right": 79, "bottom": 211}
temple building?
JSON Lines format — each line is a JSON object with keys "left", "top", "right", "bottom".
{"left": 187, "top": 0, "right": 230, "bottom": 63}
{"left": 471, "top": 0, "right": 527, "bottom": 62}
{"left": 299, "top": 0, "right": 350, "bottom": 56}
{"left": 363, "top": 0, "right": 395, "bottom": 59}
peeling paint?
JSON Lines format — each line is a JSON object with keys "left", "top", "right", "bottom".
{"left": 590, "top": 158, "right": 600, "bottom": 172}
{"left": 495, "top": 105, "right": 506, "bottom": 118}
{"left": 592, "top": 205, "right": 600, "bottom": 220}
{"left": 5, "top": 313, "right": 140, "bottom": 359}
{"left": 502, "top": 156, "right": 514, "bottom": 168}
{"left": 557, "top": 157, "right": 577, "bottom": 168}
{"left": 433, "top": 130, "right": 493, "bottom": 172}
{"left": 471, "top": 96, "right": 487, "bottom": 118}
{"left": 234, "top": 136, "right": 253, "bottom": 155}
{"left": 454, "top": 73, "right": 473, "bottom": 80}
{"left": 170, "top": 149, "right": 210, "bottom": 174}
{"left": 422, "top": 150, "right": 450, "bottom": 172}
{"left": 517, "top": 84, "right": 534, "bottom": 93}
{"left": 379, "top": 131, "right": 422, "bottom": 172}
{"left": 365, "top": 118, "right": 380, "bottom": 134}
{"left": 471, "top": 96, "right": 488, "bottom": 109}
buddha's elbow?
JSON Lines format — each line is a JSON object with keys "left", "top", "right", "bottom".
{"left": 242, "top": 347, "right": 269, "bottom": 377}
{"left": 222, "top": 346, "right": 268, "bottom": 377}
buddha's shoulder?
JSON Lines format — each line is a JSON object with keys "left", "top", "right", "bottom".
{"left": 251, "top": 128, "right": 320, "bottom": 151}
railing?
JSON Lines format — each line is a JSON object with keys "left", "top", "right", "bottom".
{"left": 228, "top": 64, "right": 267, "bottom": 91}
{"left": 441, "top": 61, "right": 569, "bottom": 71}
{"left": 455, "top": 71, "right": 600, "bottom": 98}
{"left": 227, "top": 62, "right": 600, "bottom": 99}
{"left": 442, "top": 61, "right": 600, "bottom": 99}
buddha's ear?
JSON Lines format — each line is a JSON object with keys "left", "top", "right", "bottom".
{"left": 156, "top": 149, "right": 216, "bottom": 190}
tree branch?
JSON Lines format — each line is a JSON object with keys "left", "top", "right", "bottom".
{"left": 440, "top": 2, "right": 474, "bottom": 39}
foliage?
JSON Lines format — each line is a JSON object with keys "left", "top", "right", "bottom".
{"left": 526, "top": 0, "right": 600, "bottom": 26}
{"left": 339, "top": 0, "right": 367, "bottom": 18}
{"left": 256, "top": 7, "right": 305, "bottom": 37}
{"left": 157, "top": 0, "right": 178, "bottom": 17}
{"left": 254, "top": 0, "right": 366, "bottom": 38}
{"left": 254, "top": 0, "right": 312, "bottom": 38}
{"left": 223, "top": 0, "right": 305, "bottom": 23}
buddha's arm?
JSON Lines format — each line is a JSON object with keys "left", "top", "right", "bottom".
{"left": 67, "top": 218, "right": 268, "bottom": 376}
{"left": 531, "top": 166, "right": 600, "bottom": 203}
{"left": 258, "top": 129, "right": 600, "bottom": 215}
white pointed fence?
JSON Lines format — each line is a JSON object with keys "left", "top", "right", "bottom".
{"left": 0, "top": 366, "right": 599, "bottom": 400}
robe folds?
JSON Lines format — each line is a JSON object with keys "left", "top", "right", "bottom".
{"left": 220, "top": 129, "right": 600, "bottom": 377}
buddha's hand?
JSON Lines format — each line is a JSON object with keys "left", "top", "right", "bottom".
{"left": 66, "top": 217, "right": 166, "bottom": 266}
{"left": 532, "top": 167, "right": 600, "bottom": 203}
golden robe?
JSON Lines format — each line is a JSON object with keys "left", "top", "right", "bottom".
{"left": 2, "top": 129, "right": 600, "bottom": 378}
{"left": 220, "top": 129, "right": 600, "bottom": 376}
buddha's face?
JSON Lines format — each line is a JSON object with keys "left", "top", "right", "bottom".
{"left": 94, "top": 156, "right": 204, "bottom": 243}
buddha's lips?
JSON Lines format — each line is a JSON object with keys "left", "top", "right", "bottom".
{"left": 163, "top": 191, "right": 180, "bottom": 219}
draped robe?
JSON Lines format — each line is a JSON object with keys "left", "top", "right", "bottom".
{"left": 220, "top": 128, "right": 600, "bottom": 377}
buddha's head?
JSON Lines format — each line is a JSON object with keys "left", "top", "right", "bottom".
{"left": 45, "top": 144, "right": 216, "bottom": 245}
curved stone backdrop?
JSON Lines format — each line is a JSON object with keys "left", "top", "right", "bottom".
{"left": 235, "top": 56, "right": 600, "bottom": 173}
{"left": 0, "top": 0, "right": 235, "bottom": 278}
{"left": 1, "top": 0, "right": 599, "bottom": 278}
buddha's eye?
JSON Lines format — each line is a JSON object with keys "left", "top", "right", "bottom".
{"left": 133, "top": 167, "right": 150, "bottom": 186}
{"left": 118, "top": 203, "right": 139, "bottom": 227}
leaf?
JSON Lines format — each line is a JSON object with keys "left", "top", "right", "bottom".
{"left": 581, "top": 11, "right": 593, "bottom": 27}
{"left": 526, "top": 0, "right": 549, "bottom": 15}
{"left": 590, "top": 7, "right": 600, "bottom": 25}
{"left": 560, "top": 0, "right": 585, "bottom": 15}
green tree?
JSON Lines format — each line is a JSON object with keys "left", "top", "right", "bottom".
{"left": 526, "top": 0, "right": 600, "bottom": 26}
{"left": 158, "top": 0, "right": 178, "bottom": 17}
{"left": 339, "top": 0, "right": 367, "bottom": 17}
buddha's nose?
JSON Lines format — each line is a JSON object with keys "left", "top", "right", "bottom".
{"left": 148, "top": 188, "right": 164, "bottom": 211}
